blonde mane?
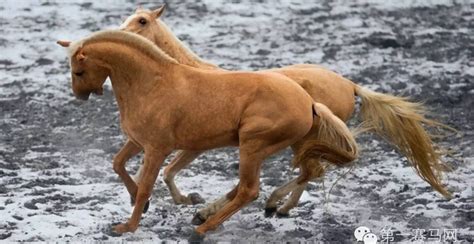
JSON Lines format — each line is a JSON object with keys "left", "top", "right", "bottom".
{"left": 155, "top": 19, "right": 208, "bottom": 64}
{"left": 68, "top": 30, "right": 179, "bottom": 64}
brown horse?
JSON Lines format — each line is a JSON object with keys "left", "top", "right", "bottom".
{"left": 57, "top": 30, "right": 358, "bottom": 235}
{"left": 118, "top": 5, "right": 452, "bottom": 220}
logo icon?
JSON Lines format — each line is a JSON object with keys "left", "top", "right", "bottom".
{"left": 354, "top": 226, "right": 378, "bottom": 243}
{"left": 363, "top": 232, "right": 378, "bottom": 244}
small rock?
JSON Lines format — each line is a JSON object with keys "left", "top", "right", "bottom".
{"left": 438, "top": 203, "right": 456, "bottom": 209}
{"left": 366, "top": 32, "right": 402, "bottom": 48}
{"left": 0, "top": 185, "right": 8, "bottom": 194}
{"left": 24, "top": 201, "right": 38, "bottom": 210}
{"left": 390, "top": 82, "right": 407, "bottom": 90}
{"left": 35, "top": 58, "right": 54, "bottom": 66}
{"left": 79, "top": 2, "right": 93, "bottom": 8}
{"left": 256, "top": 49, "right": 271, "bottom": 56}
{"left": 0, "top": 59, "right": 14, "bottom": 66}
{"left": 12, "top": 215, "right": 23, "bottom": 221}
{"left": 0, "top": 232, "right": 12, "bottom": 240}
{"left": 413, "top": 198, "right": 429, "bottom": 205}
{"left": 399, "top": 184, "right": 409, "bottom": 192}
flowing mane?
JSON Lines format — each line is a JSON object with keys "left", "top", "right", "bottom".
{"left": 155, "top": 19, "right": 211, "bottom": 65}
{"left": 68, "top": 30, "right": 178, "bottom": 64}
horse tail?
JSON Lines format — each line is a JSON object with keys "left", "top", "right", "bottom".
{"left": 293, "top": 103, "right": 359, "bottom": 181}
{"left": 354, "top": 85, "right": 452, "bottom": 198}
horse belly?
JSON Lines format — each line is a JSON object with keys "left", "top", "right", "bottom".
{"left": 173, "top": 116, "right": 239, "bottom": 150}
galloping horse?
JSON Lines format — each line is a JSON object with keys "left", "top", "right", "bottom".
{"left": 57, "top": 30, "right": 358, "bottom": 234}
{"left": 117, "top": 6, "right": 452, "bottom": 221}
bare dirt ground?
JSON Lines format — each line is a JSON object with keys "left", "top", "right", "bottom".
{"left": 0, "top": 0, "right": 472, "bottom": 242}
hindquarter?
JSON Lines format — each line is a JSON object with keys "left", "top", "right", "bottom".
{"left": 237, "top": 74, "right": 314, "bottom": 157}
{"left": 267, "top": 67, "right": 357, "bottom": 121}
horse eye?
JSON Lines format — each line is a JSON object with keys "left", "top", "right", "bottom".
{"left": 74, "top": 71, "right": 84, "bottom": 76}
{"left": 138, "top": 18, "right": 147, "bottom": 25}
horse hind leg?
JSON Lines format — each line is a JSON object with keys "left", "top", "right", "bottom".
{"left": 264, "top": 157, "right": 325, "bottom": 217}
{"left": 276, "top": 158, "right": 326, "bottom": 217}
{"left": 266, "top": 102, "right": 357, "bottom": 217}
{"left": 264, "top": 178, "right": 300, "bottom": 217}
{"left": 195, "top": 119, "right": 308, "bottom": 235}
{"left": 276, "top": 183, "right": 307, "bottom": 217}
{"left": 195, "top": 151, "right": 263, "bottom": 235}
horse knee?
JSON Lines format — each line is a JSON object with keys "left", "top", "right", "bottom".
{"left": 112, "top": 158, "right": 124, "bottom": 174}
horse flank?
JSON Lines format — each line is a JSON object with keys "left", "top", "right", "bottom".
{"left": 67, "top": 30, "right": 178, "bottom": 65}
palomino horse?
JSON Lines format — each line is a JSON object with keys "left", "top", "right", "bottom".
{"left": 118, "top": 6, "right": 452, "bottom": 221}
{"left": 57, "top": 30, "right": 358, "bottom": 235}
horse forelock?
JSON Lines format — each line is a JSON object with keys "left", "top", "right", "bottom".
{"left": 67, "top": 40, "right": 84, "bottom": 60}
{"left": 67, "top": 30, "right": 178, "bottom": 64}
{"left": 120, "top": 13, "right": 139, "bottom": 29}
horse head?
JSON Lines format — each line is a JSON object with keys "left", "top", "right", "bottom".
{"left": 57, "top": 40, "right": 108, "bottom": 100}
{"left": 120, "top": 5, "right": 165, "bottom": 41}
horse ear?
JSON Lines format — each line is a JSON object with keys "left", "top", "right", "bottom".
{"left": 57, "top": 40, "right": 71, "bottom": 47}
{"left": 152, "top": 4, "right": 166, "bottom": 19}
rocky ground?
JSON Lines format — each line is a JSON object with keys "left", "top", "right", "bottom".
{"left": 0, "top": 0, "right": 472, "bottom": 242}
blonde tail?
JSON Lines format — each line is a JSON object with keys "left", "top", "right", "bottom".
{"left": 355, "top": 85, "right": 452, "bottom": 198}
{"left": 293, "top": 103, "right": 359, "bottom": 181}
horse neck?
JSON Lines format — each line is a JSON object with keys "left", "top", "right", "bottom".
{"left": 153, "top": 20, "right": 218, "bottom": 70}
{"left": 85, "top": 41, "right": 177, "bottom": 112}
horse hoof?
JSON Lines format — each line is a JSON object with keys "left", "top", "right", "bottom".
{"left": 188, "top": 230, "right": 205, "bottom": 243}
{"left": 191, "top": 212, "right": 206, "bottom": 226}
{"left": 276, "top": 211, "right": 290, "bottom": 218}
{"left": 143, "top": 199, "right": 150, "bottom": 213}
{"left": 188, "top": 192, "right": 205, "bottom": 205}
{"left": 105, "top": 223, "right": 123, "bottom": 237}
{"left": 264, "top": 207, "right": 277, "bottom": 218}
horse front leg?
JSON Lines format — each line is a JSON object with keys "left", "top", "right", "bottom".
{"left": 112, "top": 140, "right": 142, "bottom": 205}
{"left": 163, "top": 150, "right": 205, "bottom": 205}
{"left": 113, "top": 147, "right": 169, "bottom": 234}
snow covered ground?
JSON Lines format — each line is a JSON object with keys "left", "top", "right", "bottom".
{"left": 0, "top": 0, "right": 472, "bottom": 242}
